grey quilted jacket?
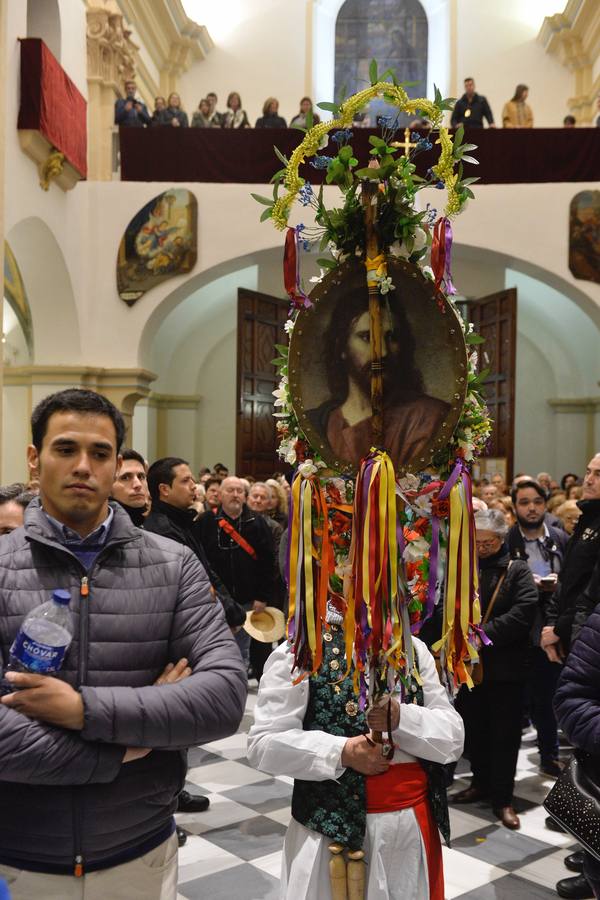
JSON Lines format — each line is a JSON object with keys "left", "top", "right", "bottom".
{"left": 0, "top": 500, "right": 247, "bottom": 873}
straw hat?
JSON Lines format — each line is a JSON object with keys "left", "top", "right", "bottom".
{"left": 243, "top": 607, "right": 286, "bottom": 643}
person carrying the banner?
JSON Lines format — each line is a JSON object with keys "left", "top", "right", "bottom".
{"left": 247, "top": 596, "right": 464, "bottom": 900}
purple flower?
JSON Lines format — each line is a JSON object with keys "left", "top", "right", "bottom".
{"left": 435, "top": 181, "right": 445, "bottom": 189}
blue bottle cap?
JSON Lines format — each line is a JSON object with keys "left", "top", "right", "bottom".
{"left": 52, "top": 589, "right": 71, "bottom": 606}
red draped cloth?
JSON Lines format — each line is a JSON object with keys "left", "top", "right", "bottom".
{"left": 366, "top": 762, "right": 444, "bottom": 900}
{"left": 18, "top": 38, "right": 87, "bottom": 178}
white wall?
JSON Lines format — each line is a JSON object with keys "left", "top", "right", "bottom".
{"left": 179, "top": 0, "right": 309, "bottom": 125}
{"left": 455, "top": 0, "right": 571, "bottom": 126}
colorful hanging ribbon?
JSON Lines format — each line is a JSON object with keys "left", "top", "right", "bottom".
{"left": 431, "top": 216, "right": 456, "bottom": 299}
{"left": 349, "top": 449, "right": 408, "bottom": 705}
{"left": 283, "top": 226, "right": 311, "bottom": 309}
{"left": 286, "top": 472, "right": 334, "bottom": 679}
{"left": 432, "top": 460, "right": 481, "bottom": 690}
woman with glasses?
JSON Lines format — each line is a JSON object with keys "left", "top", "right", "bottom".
{"left": 452, "top": 508, "right": 537, "bottom": 829}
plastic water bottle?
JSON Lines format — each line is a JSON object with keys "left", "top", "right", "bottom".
{"left": 8, "top": 590, "right": 73, "bottom": 675}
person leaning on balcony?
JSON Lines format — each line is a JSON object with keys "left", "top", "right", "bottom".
{"left": 255, "top": 97, "right": 287, "bottom": 129}
{"left": 150, "top": 97, "right": 168, "bottom": 127}
{"left": 222, "top": 92, "right": 251, "bottom": 129}
{"left": 162, "top": 93, "right": 188, "bottom": 128}
{"left": 114, "top": 79, "right": 151, "bottom": 128}
{"left": 502, "top": 84, "right": 534, "bottom": 128}
{"left": 191, "top": 99, "right": 214, "bottom": 128}
{"left": 450, "top": 77, "right": 495, "bottom": 128}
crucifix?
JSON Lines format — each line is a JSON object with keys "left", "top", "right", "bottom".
{"left": 391, "top": 126, "right": 420, "bottom": 157}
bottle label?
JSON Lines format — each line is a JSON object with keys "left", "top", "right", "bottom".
{"left": 10, "top": 632, "right": 67, "bottom": 674}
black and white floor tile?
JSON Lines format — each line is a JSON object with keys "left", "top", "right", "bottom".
{"left": 175, "top": 692, "right": 576, "bottom": 899}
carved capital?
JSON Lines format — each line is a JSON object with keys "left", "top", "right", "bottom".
{"left": 86, "top": 3, "right": 139, "bottom": 89}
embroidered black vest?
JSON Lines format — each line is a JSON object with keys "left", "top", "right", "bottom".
{"left": 291, "top": 625, "right": 451, "bottom": 851}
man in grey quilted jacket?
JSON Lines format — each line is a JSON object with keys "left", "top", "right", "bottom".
{"left": 0, "top": 388, "right": 247, "bottom": 899}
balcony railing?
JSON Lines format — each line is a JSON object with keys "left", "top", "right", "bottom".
{"left": 119, "top": 126, "right": 600, "bottom": 185}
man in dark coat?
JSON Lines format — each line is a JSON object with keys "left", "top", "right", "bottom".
{"left": 0, "top": 389, "right": 246, "bottom": 897}
{"left": 138, "top": 455, "right": 246, "bottom": 828}
{"left": 143, "top": 458, "right": 246, "bottom": 632}
{"left": 542, "top": 453, "right": 600, "bottom": 898}
{"left": 114, "top": 79, "right": 151, "bottom": 128}
{"left": 110, "top": 447, "right": 148, "bottom": 526}
{"left": 196, "top": 476, "right": 275, "bottom": 676}
{"left": 554, "top": 603, "right": 600, "bottom": 897}
{"left": 508, "top": 478, "right": 568, "bottom": 776}
{"left": 454, "top": 509, "right": 537, "bottom": 830}
{"left": 542, "top": 453, "right": 600, "bottom": 659}
{"left": 450, "top": 77, "right": 495, "bottom": 128}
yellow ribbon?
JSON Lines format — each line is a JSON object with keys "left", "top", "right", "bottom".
{"left": 365, "top": 253, "right": 387, "bottom": 284}
{"left": 286, "top": 475, "right": 302, "bottom": 638}
{"left": 302, "top": 480, "right": 316, "bottom": 659}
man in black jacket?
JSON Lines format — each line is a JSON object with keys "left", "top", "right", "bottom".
{"left": 508, "top": 478, "right": 568, "bottom": 777}
{"left": 131, "top": 456, "right": 246, "bottom": 829}
{"left": 450, "top": 77, "right": 495, "bottom": 128}
{"left": 196, "top": 476, "right": 276, "bottom": 676}
{"left": 144, "top": 457, "right": 245, "bottom": 631}
{"left": 542, "top": 454, "right": 600, "bottom": 899}
{"left": 543, "top": 454, "right": 600, "bottom": 660}
{"left": 111, "top": 448, "right": 148, "bottom": 526}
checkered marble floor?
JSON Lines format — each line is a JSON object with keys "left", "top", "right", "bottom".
{"left": 175, "top": 688, "right": 577, "bottom": 899}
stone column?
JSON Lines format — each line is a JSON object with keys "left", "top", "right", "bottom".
{"left": 86, "top": 0, "right": 138, "bottom": 181}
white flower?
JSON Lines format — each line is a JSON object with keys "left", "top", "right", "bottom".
{"left": 298, "top": 459, "right": 318, "bottom": 478}
{"left": 379, "top": 276, "right": 396, "bottom": 295}
{"left": 309, "top": 269, "right": 326, "bottom": 284}
{"left": 284, "top": 319, "right": 295, "bottom": 334}
{"left": 388, "top": 240, "right": 407, "bottom": 259}
{"left": 403, "top": 537, "right": 430, "bottom": 562}
{"left": 421, "top": 265, "right": 434, "bottom": 281}
{"left": 415, "top": 493, "right": 433, "bottom": 513}
{"left": 318, "top": 134, "right": 329, "bottom": 150}
{"left": 412, "top": 227, "right": 428, "bottom": 252}
{"left": 398, "top": 474, "right": 420, "bottom": 492}
{"left": 272, "top": 385, "right": 288, "bottom": 408}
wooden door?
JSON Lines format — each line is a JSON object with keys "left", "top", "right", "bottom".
{"left": 236, "top": 288, "right": 289, "bottom": 479}
{"left": 466, "top": 288, "right": 517, "bottom": 481}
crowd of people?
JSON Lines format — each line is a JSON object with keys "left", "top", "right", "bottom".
{"left": 115, "top": 77, "right": 600, "bottom": 132}
{"left": 1, "top": 387, "right": 600, "bottom": 899}
{"left": 115, "top": 81, "right": 321, "bottom": 130}
{"left": 452, "top": 460, "right": 600, "bottom": 899}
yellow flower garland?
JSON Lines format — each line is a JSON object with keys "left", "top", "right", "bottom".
{"left": 271, "top": 81, "right": 459, "bottom": 230}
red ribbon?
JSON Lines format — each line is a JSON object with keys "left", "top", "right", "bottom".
{"left": 283, "top": 227, "right": 311, "bottom": 309}
{"left": 431, "top": 217, "right": 456, "bottom": 304}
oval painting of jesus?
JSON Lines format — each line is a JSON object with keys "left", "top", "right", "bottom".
{"left": 288, "top": 257, "right": 468, "bottom": 474}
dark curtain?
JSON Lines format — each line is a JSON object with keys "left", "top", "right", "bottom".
{"left": 18, "top": 38, "right": 87, "bottom": 178}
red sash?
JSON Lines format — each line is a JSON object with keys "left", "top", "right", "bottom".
{"left": 217, "top": 518, "right": 257, "bottom": 559}
{"left": 366, "top": 763, "right": 444, "bottom": 900}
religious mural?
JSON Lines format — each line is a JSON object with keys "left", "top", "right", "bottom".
{"left": 116, "top": 188, "right": 197, "bottom": 305}
{"left": 569, "top": 189, "right": 600, "bottom": 285}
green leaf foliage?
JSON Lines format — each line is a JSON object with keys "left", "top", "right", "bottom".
{"left": 316, "top": 258, "right": 337, "bottom": 269}
{"left": 251, "top": 193, "right": 273, "bottom": 206}
{"left": 317, "top": 101, "right": 340, "bottom": 114}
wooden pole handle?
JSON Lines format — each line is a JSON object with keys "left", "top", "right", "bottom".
{"left": 361, "top": 174, "right": 384, "bottom": 446}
